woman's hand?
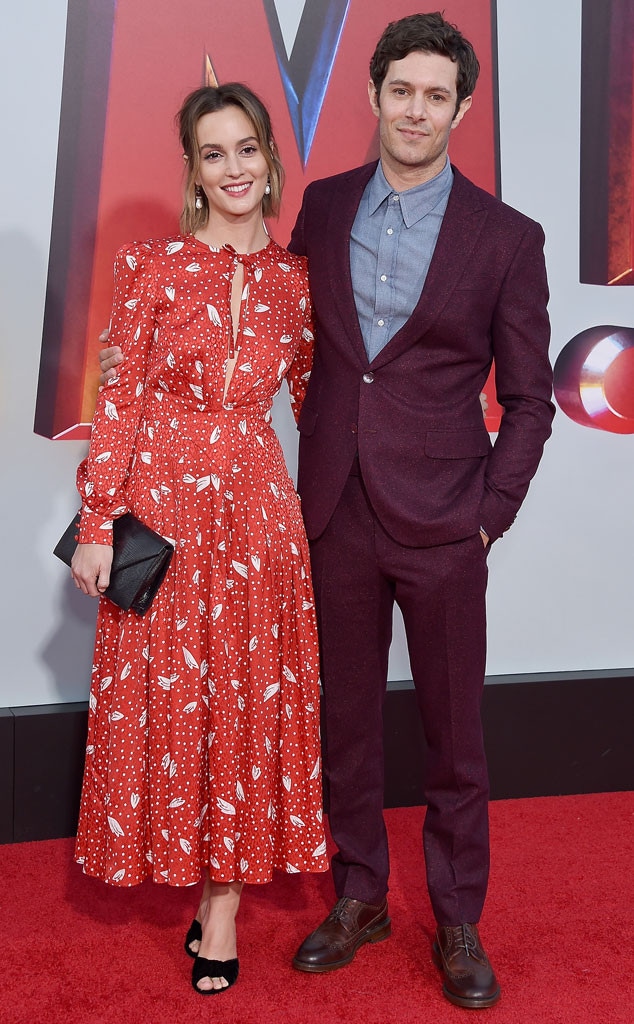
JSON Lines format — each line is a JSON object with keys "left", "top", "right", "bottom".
{"left": 71, "top": 543, "right": 114, "bottom": 597}
{"left": 98, "top": 327, "right": 124, "bottom": 385}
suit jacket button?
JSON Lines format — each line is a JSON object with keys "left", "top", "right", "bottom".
{"left": 363, "top": 372, "right": 374, "bottom": 383}
{"left": 351, "top": 423, "right": 358, "bottom": 433}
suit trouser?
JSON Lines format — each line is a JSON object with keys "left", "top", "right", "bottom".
{"left": 308, "top": 466, "right": 490, "bottom": 926}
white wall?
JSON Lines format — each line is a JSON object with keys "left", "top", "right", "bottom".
{"left": 1, "top": 0, "right": 632, "bottom": 708}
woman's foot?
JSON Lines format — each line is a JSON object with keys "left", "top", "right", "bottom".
{"left": 184, "top": 877, "right": 214, "bottom": 957}
{"left": 192, "top": 880, "right": 243, "bottom": 994}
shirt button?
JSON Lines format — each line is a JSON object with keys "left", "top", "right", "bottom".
{"left": 377, "top": 319, "right": 385, "bottom": 327}
{"left": 387, "top": 228, "right": 394, "bottom": 235}
{"left": 380, "top": 274, "right": 387, "bottom": 282}
{"left": 391, "top": 194, "right": 400, "bottom": 202}
{"left": 363, "top": 372, "right": 374, "bottom": 383}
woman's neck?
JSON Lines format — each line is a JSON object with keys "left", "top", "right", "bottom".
{"left": 195, "top": 211, "right": 269, "bottom": 254}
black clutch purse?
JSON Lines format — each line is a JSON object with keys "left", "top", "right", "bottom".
{"left": 54, "top": 511, "right": 174, "bottom": 615}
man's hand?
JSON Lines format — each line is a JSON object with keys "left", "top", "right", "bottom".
{"left": 479, "top": 528, "right": 489, "bottom": 548}
{"left": 71, "top": 543, "right": 114, "bottom": 597}
{"left": 99, "top": 328, "right": 123, "bottom": 385}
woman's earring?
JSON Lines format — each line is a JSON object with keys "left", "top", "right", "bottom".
{"left": 195, "top": 185, "right": 204, "bottom": 210}
{"left": 264, "top": 178, "right": 271, "bottom": 196}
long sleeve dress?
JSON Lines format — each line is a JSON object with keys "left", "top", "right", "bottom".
{"left": 74, "top": 234, "right": 328, "bottom": 887}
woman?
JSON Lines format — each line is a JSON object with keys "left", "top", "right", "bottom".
{"left": 70, "top": 83, "right": 327, "bottom": 995}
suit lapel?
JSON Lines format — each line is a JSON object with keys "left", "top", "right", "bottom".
{"left": 326, "top": 163, "right": 376, "bottom": 367}
{"left": 371, "top": 168, "right": 489, "bottom": 369}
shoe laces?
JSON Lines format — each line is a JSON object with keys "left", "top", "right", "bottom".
{"left": 447, "top": 924, "right": 478, "bottom": 958}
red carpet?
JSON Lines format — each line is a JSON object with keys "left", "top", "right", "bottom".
{"left": 1, "top": 792, "right": 632, "bottom": 1023}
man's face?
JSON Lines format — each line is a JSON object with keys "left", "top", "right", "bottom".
{"left": 369, "top": 50, "right": 472, "bottom": 187}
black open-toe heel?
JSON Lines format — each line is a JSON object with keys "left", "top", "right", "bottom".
{"left": 184, "top": 919, "right": 202, "bottom": 959}
{"left": 192, "top": 956, "right": 239, "bottom": 995}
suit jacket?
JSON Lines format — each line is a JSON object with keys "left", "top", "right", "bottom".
{"left": 288, "top": 163, "right": 555, "bottom": 546}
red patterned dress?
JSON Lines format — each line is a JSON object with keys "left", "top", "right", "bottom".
{"left": 74, "top": 235, "right": 327, "bottom": 886}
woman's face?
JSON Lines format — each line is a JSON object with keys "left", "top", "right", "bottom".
{"left": 195, "top": 105, "right": 269, "bottom": 222}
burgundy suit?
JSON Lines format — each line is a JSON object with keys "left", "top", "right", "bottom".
{"left": 288, "top": 163, "right": 554, "bottom": 925}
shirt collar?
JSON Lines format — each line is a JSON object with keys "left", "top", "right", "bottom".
{"left": 367, "top": 157, "right": 454, "bottom": 228}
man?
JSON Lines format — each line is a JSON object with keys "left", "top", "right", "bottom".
{"left": 100, "top": 12, "right": 554, "bottom": 1009}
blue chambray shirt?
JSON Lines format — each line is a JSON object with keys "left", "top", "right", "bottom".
{"left": 350, "top": 157, "right": 454, "bottom": 363}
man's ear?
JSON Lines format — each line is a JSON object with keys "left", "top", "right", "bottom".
{"left": 368, "top": 79, "right": 380, "bottom": 119}
{"left": 451, "top": 94, "right": 472, "bottom": 130}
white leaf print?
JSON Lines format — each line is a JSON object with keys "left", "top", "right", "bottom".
{"left": 278, "top": 262, "right": 291, "bottom": 272}
{"left": 196, "top": 476, "right": 210, "bottom": 492}
{"left": 211, "top": 604, "right": 223, "bottom": 621}
{"left": 165, "top": 286, "right": 175, "bottom": 301}
{"left": 268, "top": 801, "right": 276, "bottom": 820}
{"left": 310, "top": 758, "right": 320, "bottom": 780}
{"left": 107, "top": 816, "right": 124, "bottom": 837}
{"left": 124, "top": 298, "right": 138, "bottom": 310}
{"left": 147, "top": 426, "right": 155, "bottom": 439}
{"left": 200, "top": 660, "right": 208, "bottom": 678}
{"left": 165, "top": 350, "right": 175, "bottom": 369}
{"left": 211, "top": 474, "right": 221, "bottom": 491}
{"left": 313, "top": 840, "right": 327, "bottom": 858}
{"left": 185, "top": 262, "right": 201, "bottom": 273}
{"left": 285, "top": 704, "right": 292, "bottom": 720}
{"left": 317, "top": 808, "right": 323, "bottom": 823}
{"left": 238, "top": 419, "right": 247, "bottom": 435}
{"left": 299, "top": 295, "right": 307, "bottom": 311}
{"left": 198, "top": 599, "right": 206, "bottom": 615}
{"left": 190, "top": 383, "right": 204, "bottom": 400}
{"left": 303, "top": 326, "right": 314, "bottom": 342}
{"left": 89, "top": 693, "right": 97, "bottom": 712}
{"left": 282, "top": 665, "right": 297, "bottom": 684}
{"left": 224, "top": 836, "right": 235, "bottom": 852}
{"left": 231, "top": 679, "right": 240, "bottom": 690}
{"left": 254, "top": 302, "right": 270, "bottom": 313}
{"left": 125, "top": 253, "right": 137, "bottom": 271}
{"left": 263, "top": 683, "right": 279, "bottom": 702}
{"left": 248, "top": 636, "right": 258, "bottom": 652}
{"left": 100, "top": 676, "right": 112, "bottom": 692}
{"left": 252, "top": 765, "right": 261, "bottom": 781}
{"left": 242, "top": 326, "right": 256, "bottom": 337}
{"left": 239, "top": 362, "right": 253, "bottom": 373}
{"left": 207, "top": 303, "right": 222, "bottom": 326}
{"left": 95, "top": 451, "right": 112, "bottom": 464}
{"left": 110, "top": 711, "right": 124, "bottom": 722}
{"left": 169, "top": 759, "right": 177, "bottom": 778}
{"left": 270, "top": 482, "right": 279, "bottom": 498}
{"left": 241, "top": 282, "right": 250, "bottom": 300}
{"left": 282, "top": 776, "right": 292, "bottom": 792}
{"left": 194, "top": 804, "right": 209, "bottom": 828}
{"left": 232, "top": 560, "right": 248, "bottom": 579}
{"left": 250, "top": 554, "right": 261, "bottom": 572}
{"left": 179, "top": 838, "right": 192, "bottom": 855}
{"left": 290, "top": 816, "right": 305, "bottom": 828}
{"left": 139, "top": 709, "right": 147, "bottom": 727}
{"left": 176, "top": 617, "right": 188, "bottom": 630}
{"left": 182, "top": 647, "right": 199, "bottom": 669}
{"left": 286, "top": 863, "right": 300, "bottom": 874}
{"left": 168, "top": 797, "right": 185, "bottom": 808}
{"left": 150, "top": 488, "right": 161, "bottom": 504}
{"left": 236, "top": 780, "right": 245, "bottom": 801}
{"left": 85, "top": 745, "right": 94, "bottom": 756}
{"left": 306, "top": 702, "right": 315, "bottom": 712}
{"left": 240, "top": 858, "right": 249, "bottom": 873}
{"left": 195, "top": 530, "right": 202, "bottom": 546}
{"left": 238, "top": 695, "right": 245, "bottom": 711}
{"left": 210, "top": 856, "right": 220, "bottom": 869}
{"left": 183, "top": 473, "right": 196, "bottom": 484}
{"left": 254, "top": 266, "right": 263, "bottom": 282}
{"left": 290, "top": 542, "right": 299, "bottom": 556}
{"left": 217, "top": 797, "right": 236, "bottom": 815}
{"left": 157, "top": 675, "right": 172, "bottom": 690}
{"left": 302, "top": 600, "right": 313, "bottom": 610}
{"left": 161, "top": 829, "right": 170, "bottom": 841}
{"left": 183, "top": 701, "right": 198, "bottom": 714}
{"left": 209, "top": 425, "right": 221, "bottom": 444}
{"left": 140, "top": 451, "right": 152, "bottom": 464}
{"left": 142, "top": 645, "right": 153, "bottom": 662}
{"left": 130, "top": 792, "right": 140, "bottom": 809}
{"left": 264, "top": 735, "right": 272, "bottom": 754}
{"left": 166, "top": 240, "right": 184, "bottom": 254}
{"left": 277, "top": 358, "right": 287, "bottom": 379}
{"left": 271, "top": 624, "right": 279, "bottom": 639}
{"left": 192, "top": 569, "right": 201, "bottom": 584}
{"left": 161, "top": 753, "right": 170, "bottom": 770}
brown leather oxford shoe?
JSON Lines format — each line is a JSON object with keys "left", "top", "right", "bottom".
{"left": 292, "top": 897, "right": 391, "bottom": 972}
{"left": 432, "top": 923, "right": 501, "bottom": 1008}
